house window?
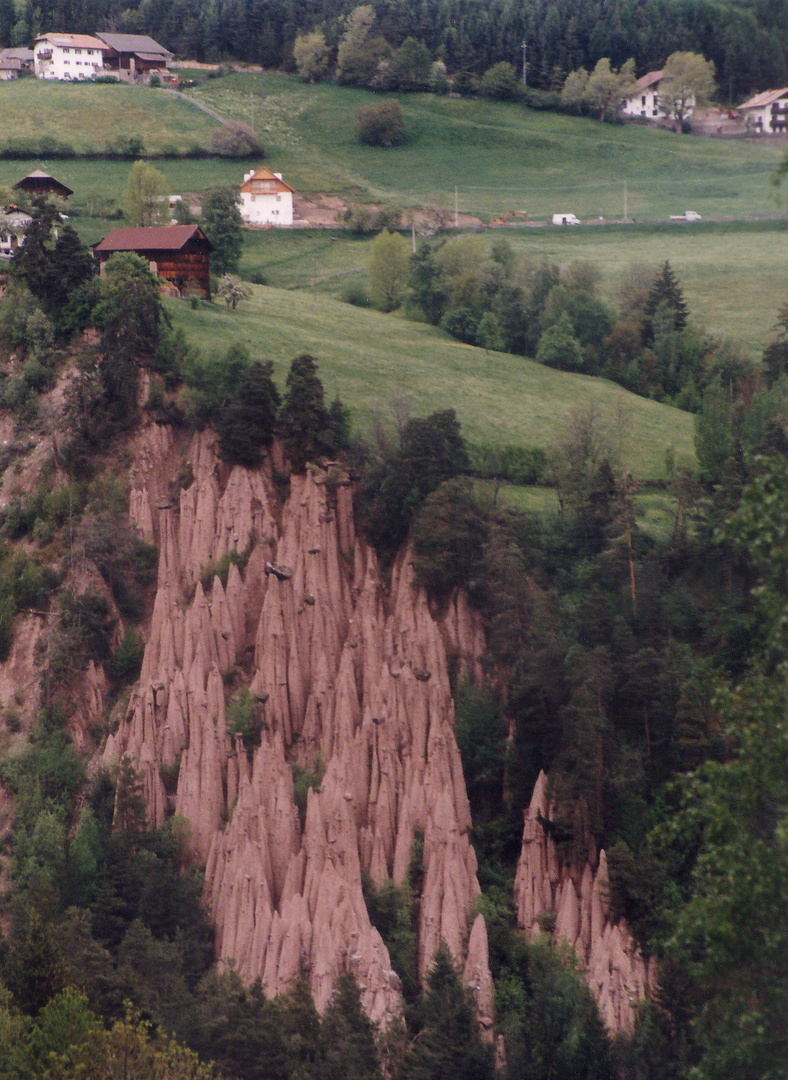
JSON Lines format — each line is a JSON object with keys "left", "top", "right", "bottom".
{"left": 642, "top": 95, "right": 646, "bottom": 105}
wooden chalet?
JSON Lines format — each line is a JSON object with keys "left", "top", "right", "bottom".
{"left": 13, "top": 170, "right": 73, "bottom": 200}
{"left": 93, "top": 225, "right": 213, "bottom": 298}
{"left": 95, "top": 33, "right": 172, "bottom": 81}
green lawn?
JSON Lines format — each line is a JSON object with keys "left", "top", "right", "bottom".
{"left": 184, "top": 73, "right": 786, "bottom": 221}
{"left": 0, "top": 80, "right": 221, "bottom": 155}
{"left": 169, "top": 284, "right": 694, "bottom": 481}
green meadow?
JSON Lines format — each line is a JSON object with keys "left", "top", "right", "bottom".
{"left": 168, "top": 284, "right": 694, "bottom": 481}
{"left": 182, "top": 72, "right": 787, "bottom": 220}
{"left": 0, "top": 80, "right": 220, "bottom": 155}
{"left": 8, "top": 70, "right": 788, "bottom": 474}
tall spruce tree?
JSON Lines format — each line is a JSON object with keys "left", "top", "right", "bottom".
{"left": 217, "top": 360, "right": 280, "bottom": 467}
{"left": 404, "top": 941, "right": 494, "bottom": 1080}
{"left": 278, "top": 353, "right": 333, "bottom": 471}
{"left": 320, "top": 972, "right": 382, "bottom": 1080}
{"left": 643, "top": 261, "right": 689, "bottom": 343}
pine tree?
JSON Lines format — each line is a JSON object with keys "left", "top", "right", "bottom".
{"left": 643, "top": 261, "right": 689, "bottom": 343}
{"left": 217, "top": 360, "right": 280, "bottom": 467}
{"left": 404, "top": 941, "right": 494, "bottom": 1080}
{"left": 320, "top": 972, "right": 382, "bottom": 1080}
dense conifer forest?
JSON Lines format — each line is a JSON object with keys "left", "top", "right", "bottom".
{"left": 0, "top": 0, "right": 787, "bottom": 101}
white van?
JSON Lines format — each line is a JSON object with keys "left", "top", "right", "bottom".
{"left": 552, "top": 213, "right": 581, "bottom": 225}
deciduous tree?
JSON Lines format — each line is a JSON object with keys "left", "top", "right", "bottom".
{"left": 122, "top": 161, "right": 170, "bottom": 227}
{"left": 293, "top": 29, "right": 330, "bottom": 82}
{"left": 584, "top": 57, "right": 636, "bottom": 119}
{"left": 659, "top": 51, "right": 716, "bottom": 127}
{"left": 368, "top": 229, "right": 409, "bottom": 310}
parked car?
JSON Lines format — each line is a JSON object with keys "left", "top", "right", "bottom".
{"left": 669, "top": 210, "right": 702, "bottom": 221}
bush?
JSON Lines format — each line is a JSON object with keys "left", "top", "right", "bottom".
{"left": 356, "top": 101, "right": 406, "bottom": 147}
{"left": 107, "top": 630, "right": 144, "bottom": 686}
{"left": 480, "top": 61, "right": 520, "bottom": 100}
{"left": 209, "top": 121, "right": 264, "bottom": 158}
{"left": 468, "top": 443, "right": 547, "bottom": 485}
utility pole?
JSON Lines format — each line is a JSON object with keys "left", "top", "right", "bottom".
{"left": 623, "top": 179, "right": 628, "bottom": 221}
{"left": 521, "top": 41, "right": 527, "bottom": 86}
{"left": 250, "top": 93, "right": 255, "bottom": 133}
{"left": 454, "top": 185, "right": 458, "bottom": 227}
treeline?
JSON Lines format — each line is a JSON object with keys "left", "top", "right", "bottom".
{"left": 371, "top": 230, "right": 730, "bottom": 410}
{"left": 2, "top": 0, "right": 787, "bottom": 102}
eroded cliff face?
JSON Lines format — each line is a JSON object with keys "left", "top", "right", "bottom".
{"left": 513, "top": 771, "right": 654, "bottom": 1031}
{"left": 105, "top": 423, "right": 493, "bottom": 1030}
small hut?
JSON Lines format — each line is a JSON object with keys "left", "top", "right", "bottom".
{"left": 93, "top": 225, "right": 214, "bottom": 298}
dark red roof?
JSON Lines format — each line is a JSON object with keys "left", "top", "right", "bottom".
{"left": 94, "top": 225, "right": 212, "bottom": 253}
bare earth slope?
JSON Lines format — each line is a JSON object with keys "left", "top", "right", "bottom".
{"left": 105, "top": 421, "right": 492, "bottom": 1029}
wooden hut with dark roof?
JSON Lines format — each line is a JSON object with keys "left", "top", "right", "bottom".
{"left": 95, "top": 33, "right": 172, "bottom": 81}
{"left": 13, "top": 170, "right": 73, "bottom": 200}
{"left": 93, "top": 225, "right": 213, "bottom": 298}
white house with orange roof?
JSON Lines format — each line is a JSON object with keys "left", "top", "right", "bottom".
{"left": 738, "top": 88, "right": 788, "bottom": 132}
{"left": 34, "top": 33, "right": 108, "bottom": 79}
{"left": 622, "top": 71, "right": 664, "bottom": 119}
{"left": 239, "top": 167, "right": 295, "bottom": 226}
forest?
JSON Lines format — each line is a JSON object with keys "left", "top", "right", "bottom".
{"left": 0, "top": 0, "right": 787, "bottom": 102}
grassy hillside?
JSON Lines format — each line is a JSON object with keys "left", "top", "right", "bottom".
{"left": 0, "top": 80, "right": 220, "bottom": 155}
{"left": 169, "top": 284, "right": 694, "bottom": 480}
{"left": 237, "top": 220, "right": 788, "bottom": 356}
{"left": 183, "top": 72, "right": 786, "bottom": 221}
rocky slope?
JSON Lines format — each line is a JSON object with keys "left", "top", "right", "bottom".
{"left": 104, "top": 423, "right": 493, "bottom": 1030}
{"left": 0, "top": 413, "right": 650, "bottom": 1035}
{"left": 514, "top": 771, "right": 654, "bottom": 1031}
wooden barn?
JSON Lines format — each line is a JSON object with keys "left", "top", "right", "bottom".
{"left": 95, "top": 33, "right": 172, "bottom": 82}
{"left": 13, "top": 170, "right": 73, "bottom": 201}
{"left": 93, "top": 225, "right": 213, "bottom": 298}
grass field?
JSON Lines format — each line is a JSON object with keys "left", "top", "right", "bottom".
{"left": 0, "top": 80, "right": 220, "bottom": 156}
{"left": 2, "top": 70, "right": 779, "bottom": 473}
{"left": 183, "top": 72, "right": 787, "bottom": 221}
{"left": 168, "top": 283, "right": 694, "bottom": 481}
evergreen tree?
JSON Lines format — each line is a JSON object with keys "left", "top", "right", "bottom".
{"left": 217, "top": 360, "right": 281, "bottom": 467}
{"left": 278, "top": 353, "right": 334, "bottom": 471}
{"left": 201, "top": 186, "right": 244, "bottom": 276}
{"left": 404, "top": 941, "right": 494, "bottom": 1080}
{"left": 320, "top": 972, "right": 381, "bottom": 1080}
{"left": 643, "top": 262, "right": 689, "bottom": 344}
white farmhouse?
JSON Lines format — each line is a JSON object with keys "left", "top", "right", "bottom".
{"left": 738, "top": 88, "right": 788, "bottom": 133}
{"left": 0, "top": 208, "right": 32, "bottom": 259}
{"left": 622, "top": 71, "right": 663, "bottom": 119}
{"left": 34, "top": 33, "right": 108, "bottom": 80}
{"left": 239, "top": 167, "right": 295, "bottom": 226}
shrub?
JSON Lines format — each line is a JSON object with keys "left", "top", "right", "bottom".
{"left": 107, "top": 630, "right": 144, "bottom": 686}
{"left": 356, "top": 100, "right": 406, "bottom": 146}
{"left": 227, "top": 689, "right": 264, "bottom": 753}
{"left": 209, "top": 121, "right": 264, "bottom": 158}
{"left": 292, "top": 755, "right": 325, "bottom": 824}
